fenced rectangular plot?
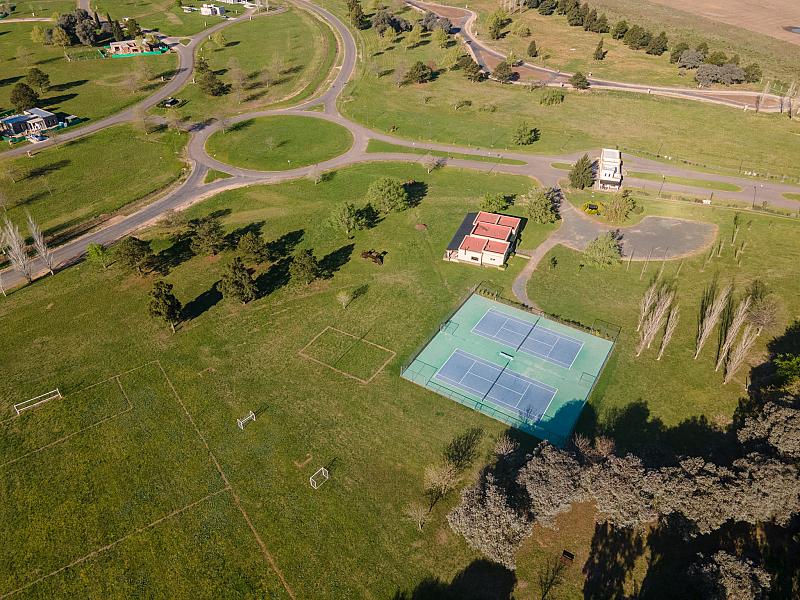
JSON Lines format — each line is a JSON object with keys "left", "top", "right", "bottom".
{"left": 299, "top": 326, "right": 395, "bottom": 383}
{"left": 402, "top": 294, "right": 614, "bottom": 446}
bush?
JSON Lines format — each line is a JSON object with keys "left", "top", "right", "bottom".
{"left": 454, "top": 99, "right": 472, "bottom": 110}
{"left": 744, "top": 63, "right": 762, "bottom": 83}
{"left": 512, "top": 22, "right": 531, "bottom": 37}
{"left": 581, "top": 200, "right": 604, "bottom": 215}
{"left": 678, "top": 49, "right": 704, "bottom": 70}
{"left": 512, "top": 121, "right": 539, "bottom": 145}
{"left": 540, "top": 88, "right": 565, "bottom": 105}
{"left": 570, "top": 71, "right": 589, "bottom": 90}
{"left": 402, "top": 61, "right": 434, "bottom": 85}
{"left": 366, "top": 177, "right": 409, "bottom": 213}
{"left": 492, "top": 61, "right": 514, "bottom": 83}
{"left": 583, "top": 232, "right": 622, "bottom": 267}
{"left": 603, "top": 190, "right": 636, "bottom": 223}
{"left": 527, "top": 39, "right": 538, "bottom": 58}
{"left": 480, "top": 193, "right": 510, "bottom": 212}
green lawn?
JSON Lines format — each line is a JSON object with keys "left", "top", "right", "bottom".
{"left": 205, "top": 115, "right": 353, "bottom": 171}
{"left": 3, "top": 0, "right": 74, "bottom": 18}
{"left": 627, "top": 171, "right": 742, "bottom": 192}
{"left": 169, "top": 8, "right": 337, "bottom": 121}
{"left": 0, "top": 22, "right": 176, "bottom": 137}
{"left": 337, "top": 1, "right": 800, "bottom": 180}
{"left": 784, "top": 192, "right": 800, "bottom": 202}
{"left": 0, "top": 125, "right": 186, "bottom": 239}
{"left": 366, "top": 139, "right": 528, "bottom": 165}
{"left": 92, "top": 0, "right": 232, "bottom": 37}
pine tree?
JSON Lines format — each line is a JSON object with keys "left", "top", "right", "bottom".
{"left": 219, "top": 256, "right": 257, "bottom": 304}
{"left": 290, "top": 249, "right": 322, "bottom": 285}
{"left": 527, "top": 39, "right": 538, "bottom": 58}
{"left": 593, "top": 39, "right": 605, "bottom": 61}
{"left": 148, "top": 280, "right": 182, "bottom": 332}
{"left": 569, "top": 153, "right": 594, "bottom": 188}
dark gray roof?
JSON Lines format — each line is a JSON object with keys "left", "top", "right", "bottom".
{"left": 446, "top": 213, "right": 477, "bottom": 251}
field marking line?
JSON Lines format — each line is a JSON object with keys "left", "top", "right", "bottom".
{"left": 0, "top": 377, "right": 133, "bottom": 471}
{"left": 0, "top": 487, "right": 230, "bottom": 600}
{"left": 298, "top": 326, "right": 396, "bottom": 384}
{"left": 156, "top": 361, "right": 296, "bottom": 600}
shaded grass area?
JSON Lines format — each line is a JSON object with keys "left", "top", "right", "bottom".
{"left": 171, "top": 8, "right": 336, "bottom": 121}
{"left": 0, "top": 23, "right": 176, "bottom": 135}
{"left": 337, "top": 1, "right": 800, "bottom": 179}
{"left": 0, "top": 163, "right": 541, "bottom": 598}
{"left": 0, "top": 125, "right": 186, "bottom": 239}
{"left": 366, "top": 139, "right": 528, "bottom": 165}
{"left": 205, "top": 116, "right": 352, "bottom": 171}
{"left": 627, "top": 171, "right": 742, "bottom": 192}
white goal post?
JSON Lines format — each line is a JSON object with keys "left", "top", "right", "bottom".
{"left": 14, "top": 389, "right": 62, "bottom": 415}
{"left": 237, "top": 410, "right": 256, "bottom": 430}
{"left": 310, "top": 467, "right": 329, "bottom": 489}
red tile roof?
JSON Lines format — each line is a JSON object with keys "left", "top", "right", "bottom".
{"left": 475, "top": 211, "right": 500, "bottom": 224}
{"left": 498, "top": 215, "right": 521, "bottom": 229}
{"left": 459, "top": 236, "right": 488, "bottom": 252}
{"left": 472, "top": 222, "right": 512, "bottom": 241}
{"left": 484, "top": 240, "right": 510, "bottom": 254}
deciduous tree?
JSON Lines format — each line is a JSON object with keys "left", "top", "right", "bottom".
{"left": 583, "top": 232, "right": 621, "bottom": 268}
{"left": 86, "top": 243, "right": 112, "bottom": 269}
{"left": 366, "top": 177, "right": 409, "bottom": 213}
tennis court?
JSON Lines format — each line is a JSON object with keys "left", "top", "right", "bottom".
{"left": 472, "top": 309, "right": 584, "bottom": 369}
{"left": 402, "top": 294, "right": 615, "bottom": 445}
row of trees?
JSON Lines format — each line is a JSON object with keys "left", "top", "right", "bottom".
{"left": 325, "top": 176, "right": 411, "bottom": 238}
{"left": 30, "top": 9, "right": 144, "bottom": 51}
{"left": 0, "top": 213, "right": 55, "bottom": 291}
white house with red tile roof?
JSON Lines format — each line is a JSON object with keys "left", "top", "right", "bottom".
{"left": 444, "top": 212, "right": 521, "bottom": 267}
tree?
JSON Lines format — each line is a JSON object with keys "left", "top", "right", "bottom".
{"left": 403, "top": 502, "right": 429, "bottom": 532}
{"left": 610, "top": 19, "right": 628, "bottom": 39}
{"left": 480, "top": 193, "right": 509, "bottom": 213}
{"left": 568, "top": 153, "right": 594, "bottom": 189}
{"left": 716, "top": 296, "right": 752, "bottom": 372}
{"left": 51, "top": 26, "right": 72, "bottom": 50}
{"left": 1, "top": 217, "right": 32, "bottom": 283}
{"left": 25, "top": 68, "right": 50, "bottom": 94}
{"left": 540, "top": 89, "right": 565, "bottom": 105}
{"left": 670, "top": 42, "right": 690, "bottom": 64}
{"left": 743, "top": 63, "right": 762, "bottom": 83}
{"left": 511, "top": 121, "right": 538, "bottom": 145}
{"left": 336, "top": 289, "right": 353, "bottom": 309}
{"left": 190, "top": 216, "right": 225, "bottom": 255}
{"left": 724, "top": 324, "right": 758, "bottom": 384}
{"left": 366, "top": 177, "right": 409, "bottom": 213}
{"left": 10, "top": 83, "right": 39, "bottom": 112}
{"left": 537, "top": 554, "right": 567, "bottom": 600}
{"left": 487, "top": 10, "right": 506, "bottom": 40}
{"left": 492, "top": 61, "right": 513, "bottom": 83}
{"left": 462, "top": 59, "right": 484, "bottom": 82}
{"left": 405, "top": 24, "right": 422, "bottom": 49}
{"left": 593, "top": 38, "right": 605, "bottom": 61}
{"left": 570, "top": 71, "right": 589, "bottom": 89}
{"left": 115, "top": 236, "right": 153, "bottom": 275}
{"left": 86, "top": 243, "right": 112, "bottom": 269}
{"left": 210, "top": 31, "right": 227, "bottom": 49}
{"left": 219, "top": 256, "right": 257, "bottom": 304}
{"left": 678, "top": 49, "right": 704, "bottom": 69}
{"left": 237, "top": 231, "right": 266, "bottom": 262}
{"left": 290, "top": 249, "right": 322, "bottom": 285}
{"left": 124, "top": 17, "right": 142, "bottom": 38}
{"left": 31, "top": 26, "right": 47, "bottom": 45}
{"left": 583, "top": 232, "right": 622, "bottom": 267}
{"left": 696, "top": 64, "right": 722, "bottom": 87}
{"left": 26, "top": 212, "right": 54, "bottom": 275}
{"left": 327, "top": 201, "right": 364, "bottom": 238}
{"left": 432, "top": 27, "right": 449, "bottom": 49}
{"left": 402, "top": 61, "right": 433, "bottom": 85}
{"left": 524, "top": 187, "right": 559, "bottom": 224}
{"left": 349, "top": 2, "right": 369, "bottom": 30}
{"left": 695, "top": 281, "right": 732, "bottom": 359}
{"left": 197, "top": 69, "right": 226, "bottom": 96}
{"left": 75, "top": 19, "right": 97, "bottom": 46}
{"left": 424, "top": 461, "right": 460, "bottom": 510}
{"left": 527, "top": 39, "right": 538, "bottom": 58}
{"left": 690, "top": 552, "right": 771, "bottom": 600}
{"left": 646, "top": 31, "right": 668, "bottom": 56}
{"left": 227, "top": 58, "right": 247, "bottom": 103}
{"left": 15, "top": 46, "right": 34, "bottom": 69}
{"left": 148, "top": 280, "right": 182, "bottom": 332}
{"left": 112, "top": 19, "right": 125, "bottom": 42}
{"left": 603, "top": 189, "right": 636, "bottom": 223}
{"left": 705, "top": 50, "right": 727, "bottom": 66}
{"left": 747, "top": 294, "right": 780, "bottom": 335}
{"left": 447, "top": 473, "right": 531, "bottom": 569}
{"left": 657, "top": 304, "right": 680, "bottom": 360}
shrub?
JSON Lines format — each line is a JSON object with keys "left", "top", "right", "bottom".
{"left": 570, "top": 71, "right": 589, "bottom": 89}
{"left": 492, "top": 61, "right": 514, "bottom": 83}
{"left": 583, "top": 232, "right": 622, "bottom": 267}
{"left": 678, "top": 49, "right": 704, "bottom": 70}
{"left": 454, "top": 99, "right": 472, "bottom": 110}
{"left": 512, "top": 22, "right": 531, "bottom": 37}
{"left": 480, "top": 193, "right": 510, "bottom": 212}
{"left": 402, "top": 61, "right": 433, "bottom": 85}
{"left": 512, "top": 121, "right": 539, "bottom": 145}
{"left": 540, "top": 88, "right": 565, "bottom": 105}
{"left": 366, "top": 177, "right": 409, "bottom": 213}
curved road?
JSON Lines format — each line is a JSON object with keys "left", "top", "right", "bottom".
{"left": 2, "top": 0, "right": 799, "bottom": 294}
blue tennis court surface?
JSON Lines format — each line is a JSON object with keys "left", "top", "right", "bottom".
{"left": 435, "top": 350, "right": 556, "bottom": 421}
{"left": 472, "top": 309, "right": 584, "bottom": 369}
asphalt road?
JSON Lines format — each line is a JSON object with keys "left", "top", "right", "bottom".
{"left": 2, "top": 0, "right": 798, "bottom": 293}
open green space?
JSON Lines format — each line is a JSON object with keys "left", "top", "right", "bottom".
{"left": 338, "top": 2, "right": 800, "bottom": 179}
{"left": 0, "top": 124, "right": 187, "bottom": 239}
{"left": 171, "top": 8, "right": 337, "bottom": 121}
{"left": 0, "top": 22, "right": 176, "bottom": 135}
{"left": 366, "top": 138, "right": 527, "bottom": 165}
{"left": 205, "top": 115, "right": 353, "bottom": 171}
{"left": 626, "top": 170, "right": 742, "bottom": 191}
{"left": 2, "top": 1, "right": 74, "bottom": 18}
{"left": 92, "top": 0, "right": 232, "bottom": 37}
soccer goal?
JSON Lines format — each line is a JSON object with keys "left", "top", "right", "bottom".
{"left": 14, "top": 389, "right": 62, "bottom": 415}
{"left": 237, "top": 410, "right": 256, "bottom": 430}
{"left": 310, "top": 467, "right": 329, "bottom": 489}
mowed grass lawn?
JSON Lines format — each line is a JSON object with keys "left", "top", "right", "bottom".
{"left": 205, "top": 116, "right": 353, "bottom": 171}
{"left": 171, "top": 8, "right": 336, "bottom": 121}
{"left": 0, "top": 163, "right": 576, "bottom": 598}
{"left": 92, "top": 0, "right": 229, "bottom": 37}
{"left": 626, "top": 171, "right": 742, "bottom": 192}
{"left": 0, "top": 125, "right": 187, "bottom": 238}
{"left": 0, "top": 23, "right": 176, "bottom": 133}
{"left": 529, "top": 195, "right": 800, "bottom": 445}
{"left": 337, "top": 1, "right": 800, "bottom": 178}
{"left": 3, "top": 0, "right": 74, "bottom": 18}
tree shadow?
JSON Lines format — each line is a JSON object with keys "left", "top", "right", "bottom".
{"left": 225, "top": 220, "right": 264, "bottom": 249}
{"left": 356, "top": 203, "right": 382, "bottom": 229}
{"left": 39, "top": 93, "right": 78, "bottom": 107}
{"left": 255, "top": 256, "right": 292, "bottom": 298}
{"left": 227, "top": 119, "right": 253, "bottom": 134}
{"left": 182, "top": 281, "right": 222, "bottom": 321}
{"left": 152, "top": 233, "right": 195, "bottom": 275}
{"left": 320, "top": 243, "right": 354, "bottom": 277}
{"left": 0, "top": 75, "right": 23, "bottom": 87}
{"left": 582, "top": 521, "right": 644, "bottom": 600}
{"left": 25, "top": 159, "right": 71, "bottom": 179}
{"left": 49, "top": 79, "right": 88, "bottom": 92}
{"left": 266, "top": 229, "right": 304, "bottom": 260}
{"left": 392, "top": 560, "right": 516, "bottom": 600}
{"left": 405, "top": 180, "right": 428, "bottom": 207}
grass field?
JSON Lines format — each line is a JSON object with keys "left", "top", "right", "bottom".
{"left": 337, "top": 2, "right": 800, "bottom": 180}
{"left": 169, "top": 8, "right": 337, "bottom": 121}
{"left": 0, "top": 23, "right": 176, "bottom": 134}
{"left": 784, "top": 192, "right": 800, "bottom": 201}
{"left": 0, "top": 125, "right": 187, "bottom": 239}
{"left": 627, "top": 171, "right": 742, "bottom": 192}
{"left": 366, "top": 139, "right": 528, "bottom": 165}
{"left": 2, "top": 0, "right": 74, "bottom": 18}
{"left": 92, "top": 0, "right": 231, "bottom": 37}
{"left": 205, "top": 116, "right": 353, "bottom": 171}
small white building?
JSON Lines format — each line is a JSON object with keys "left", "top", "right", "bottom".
{"left": 444, "top": 212, "right": 521, "bottom": 268}
{"left": 596, "top": 148, "right": 623, "bottom": 191}
{"left": 200, "top": 4, "right": 225, "bottom": 16}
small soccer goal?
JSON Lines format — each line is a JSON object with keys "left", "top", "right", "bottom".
{"left": 310, "top": 467, "right": 329, "bottom": 489}
{"left": 14, "top": 389, "right": 62, "bottom": 415}
{"left": 237, "top": 410, "right": 256, "bottom": 430}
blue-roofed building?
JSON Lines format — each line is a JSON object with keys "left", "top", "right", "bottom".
{"left": 0, "top": 108, "right": 58, "bottom": 137}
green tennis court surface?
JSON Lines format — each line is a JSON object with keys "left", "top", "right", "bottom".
{"left": 402, "top": 294, "right": 614, "bottom": 445}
